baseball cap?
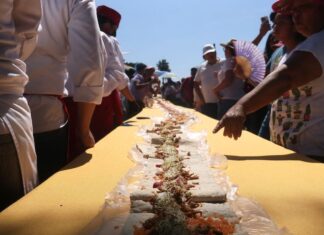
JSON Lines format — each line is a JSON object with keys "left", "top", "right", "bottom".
{"left": 202, "top": 44, "right": 216, "bottom": 56}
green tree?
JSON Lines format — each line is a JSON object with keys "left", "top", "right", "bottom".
{"left": 157, "top": 59, "right": 171, "bottom": 72}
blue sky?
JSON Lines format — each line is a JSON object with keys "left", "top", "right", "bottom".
{"left": 97, "top": 0, "right": 274, "bottom": 79}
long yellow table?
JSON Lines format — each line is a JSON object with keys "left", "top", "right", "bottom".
{"left": 0, "top": 106, "right": 324, "bottom": 235}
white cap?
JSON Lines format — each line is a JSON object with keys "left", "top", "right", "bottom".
{"left": 202, "top": 44, "right": 216, "bottom": 56}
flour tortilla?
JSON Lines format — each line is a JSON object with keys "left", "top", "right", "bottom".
{"left": 130, "top": 200, "right": 153, "bottom": 213}
{"left": 130, "top": 201, "right": 238, "bottom": 222}
{"left": 130, "top": 188, "right": 156, "bottom": 201}
{"left": 199, "top": 203, "right": 239, "bottom": 223}
{"left": 190, "top": 186, "right": 227, "bottom": 203}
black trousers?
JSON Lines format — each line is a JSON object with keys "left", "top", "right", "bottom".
{"left": 34, "top": 123, "right": 68, "bottom": 183}
{"left": 245, "top": 106, "right": 269, "bottom": 135}
{"left": 127, "top": 100, "right": 144, "bottom": 119}
{"left": 201, "top": 103, "right": 218, "bottom": 120}
{"left": 0, "top": 134, "right": 24, "bottom": 211}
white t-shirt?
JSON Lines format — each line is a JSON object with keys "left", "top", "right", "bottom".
{"left": 194, "top": 60, "right": 223, "bottom": 103}
{"left": 270, "top": 29, "right": 324, "bottom": 156}
{"left": 217, "top": 58, "right": 245, "bottom": 100}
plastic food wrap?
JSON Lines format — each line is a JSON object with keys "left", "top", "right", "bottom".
{"left": 84, "top": 100, "right": 288, "bottom": 235}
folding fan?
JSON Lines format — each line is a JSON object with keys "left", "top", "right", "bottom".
{"left": 233, "top": 40, "right": 266, "bottom": 84}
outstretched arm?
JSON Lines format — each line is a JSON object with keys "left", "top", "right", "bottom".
{"left": 213, "top": 51, "right": 323, "bottom": 139}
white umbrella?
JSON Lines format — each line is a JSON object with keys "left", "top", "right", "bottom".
{"left": 154, "top": 70, "right": 178, "bottom": 83}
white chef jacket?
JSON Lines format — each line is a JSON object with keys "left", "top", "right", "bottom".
{"left": 25, "top": 0, "right": 105, "bottom": 133}
{"left": 0, "top": 0, "right": 41, "bottom": 193}
{"left": 101, "top": 32, "right": 129, "bottom": 97}
{"left": 110, "top": 36, "right": 129, "bottom": 90}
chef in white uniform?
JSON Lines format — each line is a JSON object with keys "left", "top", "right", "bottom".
{"left": 0, "top": 0, "right": 41, "bottom": 210}
{"left": 89, "top": 6, "right": 135, "bottom": 141}
{"left": 97, "top": 5, "right": 132, "bottom": 101}
{"left": 25, "top": 0, "right": 105, "bottom": 182}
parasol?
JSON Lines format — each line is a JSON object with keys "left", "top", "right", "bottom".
{"left": 154, "top": 70, "right": 178, "bottom": 83}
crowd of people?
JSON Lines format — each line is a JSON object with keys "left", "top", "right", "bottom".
{"left": 0, "top": 0, "right": 323, "bottom": 212}
{"left": 214, "top": 0, "right": 324, "bottom": 162}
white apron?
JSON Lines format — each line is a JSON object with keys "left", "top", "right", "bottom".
{"left": 0, "top": 95, "right": 38, "bottom": 193}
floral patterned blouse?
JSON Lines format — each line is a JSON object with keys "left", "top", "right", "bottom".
{"left": 270, "top": 30, "right": 324, "bottom": 157}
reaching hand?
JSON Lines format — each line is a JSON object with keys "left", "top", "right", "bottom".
{"left": 260, "top": 20, "right": 271, "bottom": 36}
{"left": 212, "top": 104, "right": 246, "bottom": 140}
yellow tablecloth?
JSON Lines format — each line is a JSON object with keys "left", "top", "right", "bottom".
{"left": 0, "top": 106, "right": 323, "bottom": 235}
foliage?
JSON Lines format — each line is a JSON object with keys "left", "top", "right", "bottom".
{"left": 157, "top": 59, "right": 171, "bottom": 72}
